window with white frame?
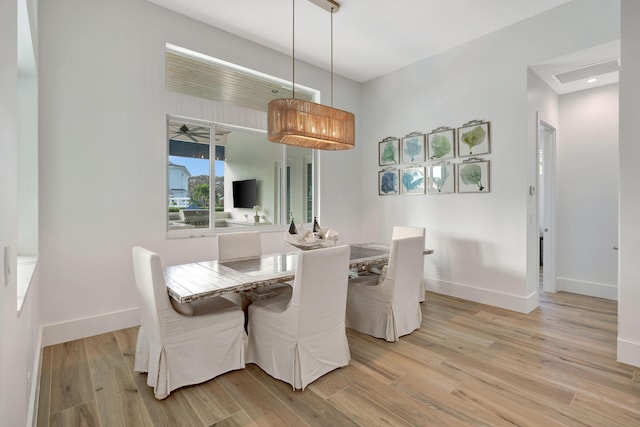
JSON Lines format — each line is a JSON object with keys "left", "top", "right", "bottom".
{"left": 167, "top": 117, "right": 314, "bottom": 236}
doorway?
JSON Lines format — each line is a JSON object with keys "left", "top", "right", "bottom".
{"left": 538, "top": 118, "right": 557, "bottom": 293}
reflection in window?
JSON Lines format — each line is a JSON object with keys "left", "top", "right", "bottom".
{"left": 167, "top": 117, "right": 313, "bottom": 234}
{"left": 306, "top": 162, "right": 313, "bottom": 223}
{"left": 168, "top": 119, "right": 212, "bottom": 231}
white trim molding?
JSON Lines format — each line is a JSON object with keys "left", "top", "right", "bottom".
{"left": 42, "top": 308, "right": 140, "bottom": 347}
{"left": 617, "top": 337, "right": 640, "bottom": 367}
{"left": 557, "top": 277, "right": 618, "bottom": 301}
{"left": 425, "top": 278, "right": 539, "bottom": 314}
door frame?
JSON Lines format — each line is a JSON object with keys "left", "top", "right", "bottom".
{"left": 538, "top": 117, "right": 557, "bottom": 293}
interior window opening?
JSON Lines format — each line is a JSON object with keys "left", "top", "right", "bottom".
{"left": 167, "top": 117, "right": 314, "bottom": 235}
{"left": 165, "top": 45, "right": 320, "bottom": 237}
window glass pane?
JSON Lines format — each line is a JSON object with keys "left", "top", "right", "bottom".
{"left": 287, "top": 166, "right": 291, "bottom": 223}
{"left": 168, "top": 119, "right": 211, "bottom": 231}
{"left": 167, "top": 117, "right": 314, "bottom": 234}
{"left": 214, "top": 146, "right": 225, "bottom": 212}
{"left": 306, "top": 162, "right": 313, "bottom": 223}
{"left": 286, "top": 145, "right": 313, "bottom": 226}
{"left": 222, "top": 128, "right": 282, "bottom": 227}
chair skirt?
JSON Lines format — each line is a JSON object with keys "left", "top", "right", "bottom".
{"left": 134, "top": 297, "right": 247, "bottom": 399}
{"left": 246, "top": 295, "right": 350, "bottom": 390}
{"left": 346, "top": 274, "right": 422, "bottom": 342}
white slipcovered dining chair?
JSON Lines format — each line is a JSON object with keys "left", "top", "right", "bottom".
{"left": 392, "top": 226, "right": 426, "bottom": 302}
{"left": 217, "top": 231, "right": 262, "bottom": 261}
{"left": 346, "top": 236, "right": 424, "bottom": 342}
{"left": 365, "top": 226, "right": 426, "bottom": 302}
{"left": 246, "top": 245, "right": 351, "bottom": 390}
{"left": 131, "top": 246, "right": 247, "bottom": 399}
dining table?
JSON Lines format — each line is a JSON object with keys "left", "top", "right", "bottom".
{"left": 165, "top": 243, "right": 433, "bottom": 304}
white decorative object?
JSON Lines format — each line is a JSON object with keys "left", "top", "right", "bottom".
{"left": 285, "top": 226, "right": 339, "bottom": 250}
{"left": 253, "top": 205, "right": 262, "bottom": 223}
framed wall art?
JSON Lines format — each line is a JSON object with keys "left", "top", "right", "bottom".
{"left": 400, "top": 166, "right": 425, "bottom": 195}
{"left": 457, "top": 120, "right": 490, "bottom": 157}
{"left": 428, "top": 163, "right": 455, "bottom": 194}
{"left": 457, "top": 159, "right": 490, "bottom": 193}
{"left": 378, "top": 169, "right": 400, "bottom": 195}
{"left": 401, "top": 132, "right": 426, "bottom": 164}
{"left": 378, "top": 137, "right": 400, "bottom": 166}
{"left": 427, "top": 127, "right": 455, "bottom": 161}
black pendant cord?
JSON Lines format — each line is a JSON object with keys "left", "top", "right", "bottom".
{"left": 292, "top": 0, "right": 296, "bottom": 100}
{"left": 330, "top": 6, "right": 334, "bottom": 107}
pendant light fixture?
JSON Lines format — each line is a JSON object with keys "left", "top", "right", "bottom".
{"left": 267, "top": 0, "right": 355, "bottom": 150}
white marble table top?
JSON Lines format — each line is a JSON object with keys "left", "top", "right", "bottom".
{"left": 165, "top": 243, "right": 431, "bottom": 304}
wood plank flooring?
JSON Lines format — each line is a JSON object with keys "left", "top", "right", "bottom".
{"left": 37, "top": 291, "right": 640, "bottom": 426}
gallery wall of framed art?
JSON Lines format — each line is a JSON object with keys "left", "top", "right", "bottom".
{"left": 377, "top": 120, "right": 491, "bottom": 196}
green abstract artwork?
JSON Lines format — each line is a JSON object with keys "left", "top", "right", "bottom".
{"left": 457, "top": 122, "right": 490, "bottom": 157}
{"left": 379, "top": 138, "right": 399, "bottom": 166}
{"left": 458, "top": 161, "right": 490, "bottom": 193}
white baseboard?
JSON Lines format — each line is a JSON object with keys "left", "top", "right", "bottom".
{"left": 617, "top": 337, "right": 640, "bottom": 368}
{"left": 42, "top": 308, "right": 140, "bottom": 347}
{"left": 557, "top": 277, "right": 618, "bottom": 300}
{"left": 425, "top": 278, "right": 539, "bottom": 314}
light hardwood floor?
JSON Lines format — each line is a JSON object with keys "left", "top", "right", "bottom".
{"left": 37, "top": 291, "right": 640, "bottom": 426}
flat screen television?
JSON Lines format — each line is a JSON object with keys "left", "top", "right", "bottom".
{"left": 232, "top": 179, "right": 258, "bottom": 208}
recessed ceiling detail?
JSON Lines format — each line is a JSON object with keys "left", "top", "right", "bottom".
{"left": 553, "top": 59, "right": 619, "bottom": 84}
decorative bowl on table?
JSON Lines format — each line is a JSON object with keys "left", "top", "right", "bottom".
{"left": 285, "top": 227, "right": 339, "bottom": 250}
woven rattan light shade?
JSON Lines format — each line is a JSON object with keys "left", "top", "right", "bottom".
{"left": 267, "top": 98, "right": 355, "bottom": 150}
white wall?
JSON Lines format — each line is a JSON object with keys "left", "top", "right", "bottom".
{"left": 38, "top": 0, "right": 362, "bottom": 344}
{"left": 359, "top": 0, "right": 619, "bottom": 313}
{"left": 618, "top": 0, "right": 640, "bottom": 367}
{"left": 18, "top": 74, "right": 39, "bottom": 255}
{"left": 557, "top": 84, "right": 619, "bottom": 299}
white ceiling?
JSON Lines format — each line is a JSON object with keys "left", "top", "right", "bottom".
{"left": 149, "top": 0, "right": 620, "bottom": 94}
{"left": 149, "top": 0, "right": 577, "bottom": 83}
